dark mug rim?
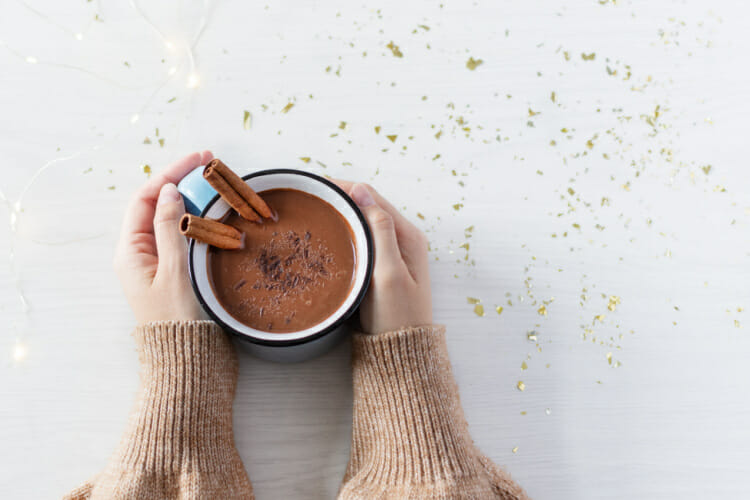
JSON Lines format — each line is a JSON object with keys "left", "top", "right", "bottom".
{"left": 187, "top": 168, "right": 374, "bottom": 347}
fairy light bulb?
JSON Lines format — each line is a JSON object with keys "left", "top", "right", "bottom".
{"left": 13, "top": 341, "right": 27, "bottom": 362}
{"left": 186, "top": 73, "right": 200, "bottom": 89}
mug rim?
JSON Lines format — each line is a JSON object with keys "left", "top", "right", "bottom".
{"left": 187, "top": 168, "right": 373, "bottom": 347}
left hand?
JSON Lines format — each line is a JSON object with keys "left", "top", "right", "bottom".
{"left": 114, "top": 151, "right": 213, "bottom": 324}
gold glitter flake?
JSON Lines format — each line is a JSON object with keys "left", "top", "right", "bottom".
{"left": 243, "top": 110, "right": 252, "bottom": 130}
{"left": 143, "top": 137, "right": 151, "bottom": 144}
{"left": 606, "top": 352, "right": 613, "bottom": 365}
{"left": 299, "top": 157, "right": 311, "bottom": 163}
{"left": 374, "top": 126, "right": 381, "bottom": 134}
{"left": 521, "top": 361, "right": 528, "bottom": 370}
{"left": 581, "top": 52, "right": 596, "bottom": 61}
{"left": 528, "top": 108, "right": 540, "bottom": 117}
{"left": 452, "top": 203, "right": 464, "bottom": 211}
{"left": 386, "top": 41, "right": 403, "bottom": 58}
{"left": 141, "top": 164, "right": 151, "bottom": 177}
{"left": 512, "top": 446, "right": 519, "bottom": 453}
{"left": 467, "top": 297, "right": 481, "bottom": 304}
{"left": 158, "top": 138, "right": 165, "bottom": 148}
{"left": 594, "top": 314, "right": 606, "bottom": 323}
{"left": 281, "top": 102, "right": 295, "bottom": 114}
{"left": 386, "top": 134, "right": 398, "bottom": 143}
{"left": 607, "top": 296, "right": 621, "bottom": 311}
{"left": 416, "top": 212, "right": 425, "bottom": 220}
{"left": 496, "top": 306, "right": 504, "bottom": 315}
{"left": 527, "top": 331, "right": 537, "bottom": 342}
{"left": 474, "top": 304, "right": 485, "bottom": 317}
{"left": 466, "top": 57, "right": 484, "bottom": 70}
{"left": 339, "top": 121, "right": 347, "bottom": 130}
{"left": 516, "top": 381, "right": 525, "bottom": 392}
{"left": 537, "top": 305, "right": 548, "bottom": 316}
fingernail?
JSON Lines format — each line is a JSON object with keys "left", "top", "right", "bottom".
{"left": 351, "top": 184, "right": 375, "bottom": 207}
{"left": 158, "top": 183, "right": 181, "bottom": 205}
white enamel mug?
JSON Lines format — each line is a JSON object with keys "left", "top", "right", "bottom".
{"left": 177, "top": 167, "right": 373, "bottom": 363}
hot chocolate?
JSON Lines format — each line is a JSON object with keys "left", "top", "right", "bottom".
{"left": 208, "top": 188, "right": 356, "bottom": 333}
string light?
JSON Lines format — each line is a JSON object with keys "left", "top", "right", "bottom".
{"left": 13, "top": 340, "right": 27, "bottom": 362}
{"left": 2, "top": 0, "right": 214, "bottom": 364}
{"left": 186, "top": 73, "right": 200, "bottom": 89}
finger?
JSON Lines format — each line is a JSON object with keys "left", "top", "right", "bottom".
{"left": 334, "top": 179, "right": 428, "bottom": 281}
{"left": 350, "top": 183, "right": 409, "bottom": 282}
{"left": 153, "top": 183, "right": 188, "bottom": 276}
{"left": 121, "top": 151, "right": 211, "bottom": 239}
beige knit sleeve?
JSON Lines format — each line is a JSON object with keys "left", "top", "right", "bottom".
{"left": 63, "top": 321, "right": 253, "bottom": 500}
{"left": 339, "top": 325, "right": 529, "bottom": 500}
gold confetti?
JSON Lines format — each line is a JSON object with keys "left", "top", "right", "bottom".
{"left": 386, "top": 135, "right": 398, "bottom": 143}
{"left": 158, "top": 138, "right": 165, "bottom": 148}
{"left": 496, "top": 306, "right": 504, "bottom": 315}
{"left": 435, "top": 130, "right": 443, "bottom": 139}
{"left": 299, "top": 157, "right": 311, "bottom": 163}
{"left": 701, "top": 165, "right": 712, "bottom": 175}
{"left": 386, "top": 41, "right": 403, "bottom": 58}
{"left": 466, "top": 57, "right": 484, "bottom": 70}
{"left": 467, "top": 297, "right": 481, "bottom": 304}
{"left": 281, "top": 102, "right": 295, "bottom": 113}
{"left": 167, "top": 97, "right": 176, "bottom": 103}
{"left": 516, "top": 381, "right": 525, "bottom": 392}
{"left": 416, "top": 212, "right": 425, "bottom": 220}
{"left": 474, "top": 304, "right": 485, "bottom": 317}
{"left": 339, "top": 121, "right": 347, "bottom": 130}
{"left": 735, "top": 320, "right": 741, "bottom": 328}
{"left": 107, "top": 186, "right": 116, "bottom": 190}
{"left": 606, "top": 352, "right": 613, "bottom": 365}
{"left": 528, "top": 108, "right": 540, "bottom": 117}
{"left": 374, "top": 126, "right": 381, "bottom": 134}
{"left": 551, "top": 91, "right": 556, "bottom": 103}
{"left": 243, "top": 110, "right": 252, "bottom": 130}
{"left": 527, "top": 331, "right": 537, "bottom": 342}
{"left": 581, "top": 52, "right": 596, "bottom": 61}
{"left": 512, "top": 446, "right": 519, "bottom": 453}
{"left": 607, "top": 296, "right": 621, "bottom": 311}
{"left": 521, "top": 361, "right": 528, "bottom": 370}
{"left": 452, "top": 203, "right": 464, "bottom": 211}
{"left": 594, "top": 314, "right": 606, "bottom": 323}
{"left": 537, "top": 305, "right": 548, "bottom": 316}
{"left": 141, "top": 164, "right": 151, "bottom": 177}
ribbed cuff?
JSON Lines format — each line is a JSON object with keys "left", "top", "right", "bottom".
{"left": 117, "top": 320, "right": 239, "bottom": 472}
{"left": 347, "top": 325, "right": 480, "bottom": 484}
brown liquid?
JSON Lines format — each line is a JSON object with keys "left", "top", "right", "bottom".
{"left": 208, "top": 188, "right": 356, "bottom": 333}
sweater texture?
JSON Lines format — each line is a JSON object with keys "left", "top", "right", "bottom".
{"left": 65, "top": 322, "right": 527, "bottom": 499}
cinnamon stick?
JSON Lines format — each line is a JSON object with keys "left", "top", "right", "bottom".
{"left": 179, "top": 214, "right": 244, "bottom": 250}
{"left": 203, "top": 159, "right": 273, "bottom": 221}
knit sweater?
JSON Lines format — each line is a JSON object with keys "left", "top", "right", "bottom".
{"left": 65, "top": 322, "right": 527, "bottom": 500}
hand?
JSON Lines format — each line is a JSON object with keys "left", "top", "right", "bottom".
{"left": 333, "top": 181, "right": 433, "bottom": 334}
{"left": 114, "top": 151, "right": 213, "bottom": 324}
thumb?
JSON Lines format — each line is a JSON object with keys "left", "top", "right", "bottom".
{"left": 153, "top": 183, "right": 188, "bottom": 274}
{"left": 350, "top": 184, "right": 405, "bottom": 278}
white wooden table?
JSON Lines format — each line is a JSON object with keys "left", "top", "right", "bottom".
{"left": 2, "top": 1, "right": 749, "bottom": 498}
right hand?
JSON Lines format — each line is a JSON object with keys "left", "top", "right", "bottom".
{"left": 333, "top": 181, "right": 433, "bottom": 334}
